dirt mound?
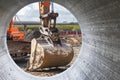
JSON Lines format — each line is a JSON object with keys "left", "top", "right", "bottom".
{"left": 67, "top": 37, "right": 81, "bottom": 46}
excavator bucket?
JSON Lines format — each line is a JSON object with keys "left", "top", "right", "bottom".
{"left": 27, "top": 38, "right": 74, "bottom": 71}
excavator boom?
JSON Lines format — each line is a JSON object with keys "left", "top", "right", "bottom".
{"left": 7, "top": 19, "right": 25, "bottom": 40}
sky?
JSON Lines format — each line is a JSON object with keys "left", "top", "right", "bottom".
{"left": 16, "top": 2, "right": 77, "bottom": 23}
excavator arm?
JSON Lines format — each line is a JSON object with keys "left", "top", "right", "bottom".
{"left": 7, "top": 18, "right": 25, "bottom": 41}
{"left": 39, "top": 1, "right": 61, "bottom": 47}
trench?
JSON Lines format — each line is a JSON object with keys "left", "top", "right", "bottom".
{"left": 0, "top": 0, "right": 120, "bottom": 80}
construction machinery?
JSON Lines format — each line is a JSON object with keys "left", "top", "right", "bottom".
{"left": 38, "top": 1, "right": 61, "bottom": 47}
{"left": 27, "top": 1, "right": 74, "bottom": 71}
{"left": 7, "top": 17, "right": 29, "bottom": 60}
{"left": 7, "top": 18, "right": 25, "bottom": 41}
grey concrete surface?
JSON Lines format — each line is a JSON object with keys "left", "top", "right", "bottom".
{"left": 0, "top": 0, "right": 120, "bottom": 80}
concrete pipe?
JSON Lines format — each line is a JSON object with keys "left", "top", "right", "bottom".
{"left": 0, "top": 0, "right": 120, "bottom": 80}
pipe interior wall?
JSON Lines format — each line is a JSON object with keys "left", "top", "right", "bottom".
{"left": 0, "top": 0, "right": 120, "bottom": 80}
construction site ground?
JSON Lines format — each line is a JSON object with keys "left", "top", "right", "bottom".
{"left": 7, "top": 35, "right": 81, "bottom": 77}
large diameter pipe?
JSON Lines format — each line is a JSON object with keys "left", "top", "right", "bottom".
{"left": 0, "top": 0, "right": 120, "bottom": 80}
